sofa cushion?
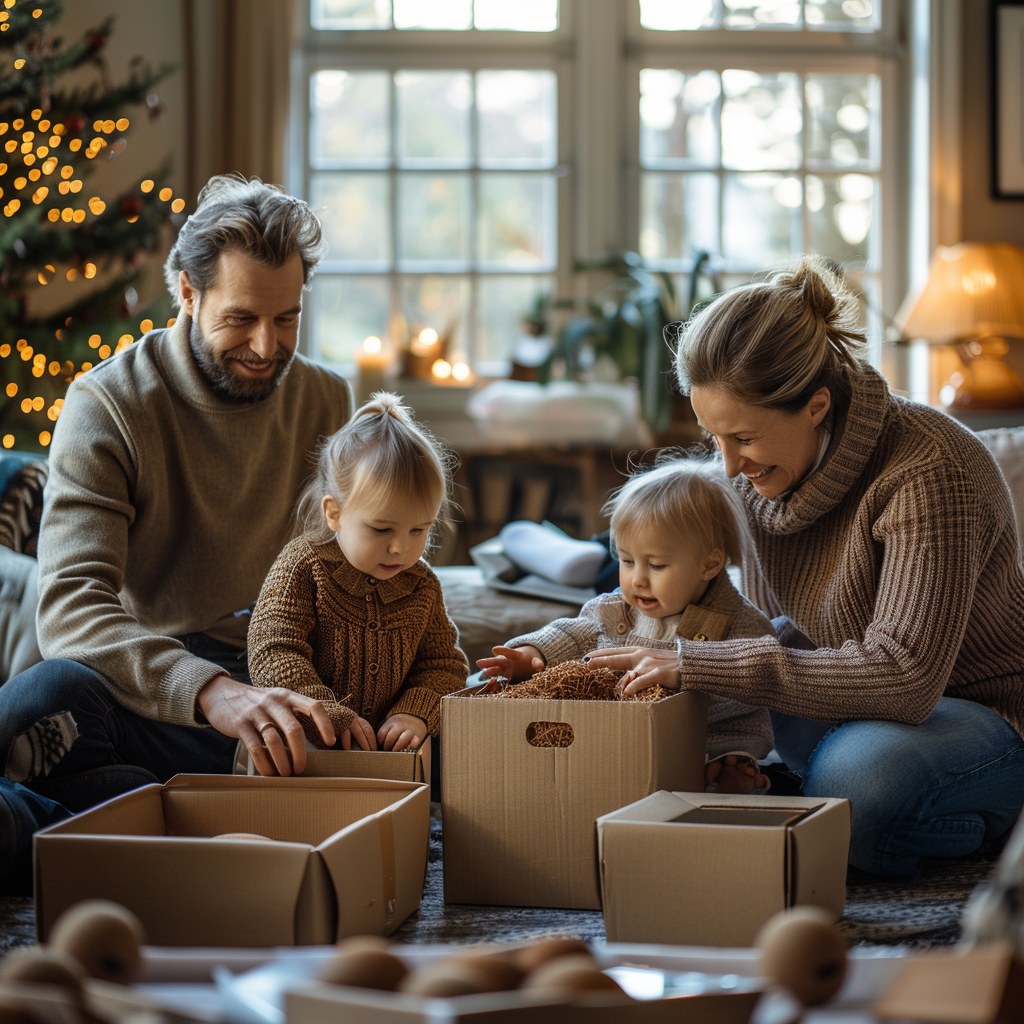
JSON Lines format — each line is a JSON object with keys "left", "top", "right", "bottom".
{"left": 976, "top": 426, "right": 1024, "bottom": 545}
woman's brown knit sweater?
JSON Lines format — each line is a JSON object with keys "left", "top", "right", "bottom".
{"left": 680, "top": 366, "right": 1024, "bottom": 736}
{"left": 248, "top": 537, "right": 469, "bottom": 737}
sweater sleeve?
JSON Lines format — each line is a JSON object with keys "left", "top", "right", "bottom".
{"left": 386, "top": 573, "right": 469, "bottom": 735}
{"left": 505, "top": 595, "right": 607, "bottom": 666}
{"left": 679, "top": 464, "right": 1001, "bottom": 725}
{"left": 247, "top": 544, "right": 356, "bottom": 732}
{"left": 36, "top": 383, "right": 224, "bottom": 726}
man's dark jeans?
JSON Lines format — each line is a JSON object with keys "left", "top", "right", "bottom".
{"left": 0, "top": 635, "right": 243, "bottom": 893}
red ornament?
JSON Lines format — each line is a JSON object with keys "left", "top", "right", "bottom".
{"left": 63, "top": 114, "right": 84, "bottom": 134}
{"left": 120, "top": 195, "right": 142, "bottom": 218}
{"left": 87, "top": 31, "right": 105, "bottom": 51}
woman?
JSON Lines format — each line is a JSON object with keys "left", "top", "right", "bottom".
{"left": 587, "top": 255, "right": 1024, "bottom": 876}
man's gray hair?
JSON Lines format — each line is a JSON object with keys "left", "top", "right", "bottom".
{"left": 163, "top": 175, "right": 327, "bottom": 308}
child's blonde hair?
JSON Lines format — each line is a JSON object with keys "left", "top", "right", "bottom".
{"left": 296, "top": 392, "right": 457, "bottom": 550}
{"left": 603, "top": 454, "right": 748, "bottom": 566}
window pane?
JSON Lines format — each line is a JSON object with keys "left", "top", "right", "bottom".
{"left": 640, "top": 69, "right": 719, "bottom": 167}
{"left": 477, "top": 275, "right": 553, "bottom": 364}
{"left": 806, "top": 173, "right": 876, "bottom": 265}
{"left": 400, "top": 275, "right": 470, "bottom": 348}
{"left": 398, "top": 174, "right": 471, "bottom": 265}
{"left": 311, "top": 0, "right": 390, "bottom": 29}
{"left": 474, "top": 0, "right": 558, "bottom": 31}
{"left": 311, "top": 71, "right": 390, "bottom": 165}
{"left": 313, "top": 276, "right": 390, "bottom": 363}
{"left": 807, "top": 73, "right": 879, "bottom": 169}
{"left": 806, "top": 0, "right": 879, "bottom": 30}
{"left": 478, "top": 174, "right": 555, "bottom": 267}
{"left": 721, "top": 70, "right": 801, "bottom": 170}
{"left": 640, "top": 172, "right": 719, "bottom": 262}
{"left": 723, "top": 1, "right": 801, "bottom": 28}
{"left": 393, "top": 0, "right": 471, "bottom": 28}
{"left": 312, "top": 173, "right": 390, "bottom": 265}
{"left": 478, "top": 70, "right": 557, "bottom": 168}
{"left": 396, "top": 71, "right": 472, "bottom": 166}
{"left": 640, "top": 0, "right": 716, "bottom": 30}
{"left": 722, "top": 173, "right": 802, "bottom": 267}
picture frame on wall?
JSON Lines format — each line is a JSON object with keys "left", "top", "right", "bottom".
{"left": 993, "top": 1, "right": 1024, "bottom": 198}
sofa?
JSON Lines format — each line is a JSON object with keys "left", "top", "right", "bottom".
{"left": 1, "top": 424, "right": 1022, "bottom": 685}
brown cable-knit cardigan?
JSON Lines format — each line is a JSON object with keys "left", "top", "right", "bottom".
{"left": 679, "top": 365, "right": 1024, "bottom": 736}
{"left": 248, "top": 536, "right": 469, "bottom": 737}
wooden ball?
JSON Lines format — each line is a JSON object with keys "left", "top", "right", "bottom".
{"left": 212, "top": 833, "right": 273, "bottom": 841}
{"left": 755, "top": 907, "right": 847, "bottom": 1007}
{"left": 449, "top": 952, "right": 524, "bottom": 992}
{"left": 0, "top": 946, "right": 86, "bottom": 999}
{"left": 319, "top": 949, "right": 407, "bottom": 991}
{"left": 398, "top": 962, "right": 491, "bottom": 998}
{"left": 524, "top": 955, "right": 627, "bottom": 998}
{"left": 48, "top": 900, "right": 146, "bottom": 985}
{"left": 515, "top": 937, "right": 591, "bottom": 974}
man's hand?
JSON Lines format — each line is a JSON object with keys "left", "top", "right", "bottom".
{"left": 339, "top": 716, "right": 377, "bottom": 751}
{"left": 705, "top": 753, "right": 771, "bottom": 794}
{"left": 585, "top": 646, "right": 681, "bottom": 695}
{"left": 196, "top": 674, "right": 336, "bottom": 777}
{"left": 475, "top": 644, "right": 545, "bottom": 681}
{"left": 377, "top": 714, "right": 428, "bottom": 751}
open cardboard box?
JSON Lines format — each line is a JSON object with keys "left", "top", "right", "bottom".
{"left": 238, "top": 739, "right": 431, "bottom": 783}
{"left": 34, "top": 775, "right": 430, "bottom": 948}
{"left": 598, "top": 790, "right": 851, "bottom": 947}
{"left": 441, "top": 682, "right": 708, "bottom": 910}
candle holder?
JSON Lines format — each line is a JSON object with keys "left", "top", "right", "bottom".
{"left": 355, "top": 336, "right": 393, "bottom": 404}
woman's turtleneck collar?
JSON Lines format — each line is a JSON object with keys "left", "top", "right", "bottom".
{"left": 738, "top": 364, "right": 892, "bottom": 536}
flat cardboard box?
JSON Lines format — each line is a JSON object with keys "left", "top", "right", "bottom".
{"left": 285, "top": 983, "right": 760, "bottom": 1024}
{"left": 34, "top": 774, "right": 430, "bottom": 948}
{"left": 598, "top": 790, "right": 850, "bottom": 947}
{"left": 441, "top": 684, "right": 708, "bottom": 910}
{"left": 241, "top": 740, "right": 431, "bottom": 783}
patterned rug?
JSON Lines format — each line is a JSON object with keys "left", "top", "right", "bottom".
{"left": 1, "top": 819, "right": 998, "bottom": 954}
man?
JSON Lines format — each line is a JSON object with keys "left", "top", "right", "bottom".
{"left": 0, "top": 175, "right": 351, "bottom": 890}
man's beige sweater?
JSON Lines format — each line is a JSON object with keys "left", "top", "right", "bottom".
{"left": 36, "top": 318, "right": 352, "bottom": 726}
{"left": 680, "top": 366, "right": 1024, "bottom": 736}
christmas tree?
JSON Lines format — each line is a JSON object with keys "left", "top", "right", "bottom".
{"left": 0, "top": 0, "right": 182, "bottom": 452}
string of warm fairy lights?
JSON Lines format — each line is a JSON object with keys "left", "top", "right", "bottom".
{"left": 1, "top": 0, "right": 185, "bottom": 448}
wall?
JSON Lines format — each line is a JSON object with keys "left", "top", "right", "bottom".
{"left": 960, "top": 1, "right": 1024, "bottom": 243}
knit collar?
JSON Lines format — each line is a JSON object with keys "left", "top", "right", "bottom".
{"left": 311, "top": 539, "right": 428, "bottom": 603}
{"left": 622, "top": 569, "right": 744, "bottom": 641}
{"left": 739, "top": 365, "right": 891, "bottom": 536}
{"left": 152, "top": 315, "right": 295, "bottom": 415}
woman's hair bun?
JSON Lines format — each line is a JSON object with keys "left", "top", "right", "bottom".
{"left": 780, "top": 256, "right": 840, "bottom": 325}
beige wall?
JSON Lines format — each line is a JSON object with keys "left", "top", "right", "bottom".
{"left": 960, "top": 1, "right": 1024, "bottom": 244}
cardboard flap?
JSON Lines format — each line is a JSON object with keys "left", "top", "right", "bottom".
{"left": 597, "top": 790, "right": 698, "bottom": 826}
{"left": 34, "top": 785, "right": 166, "bottom": 837}
{"left": 300, "top": 745, "right": 429, "bottom": 783}
{"left": 789, "top": 798, "right": 850, "bottom": 916}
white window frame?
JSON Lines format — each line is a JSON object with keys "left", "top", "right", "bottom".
{"left": 289, "top": 0, "right": 576, "bottom": 372}
{"left": 290, "top": 0, "right": 921, "bottom": 375}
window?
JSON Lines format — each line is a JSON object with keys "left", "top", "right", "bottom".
{"left": 295, "top": 0, "right": 905, "bottom": 373}
{"left": 296, "top": 0, "right": 567, "bottom": 373}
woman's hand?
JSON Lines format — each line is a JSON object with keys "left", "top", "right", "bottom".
{"left": 476, "top": 644, "right": 545, "bottom": 681}
{"left": 340, "top": 715, "right": 378, "bottom": 751}
{"left": 584, "top": 647, "right": 681, "bottom": 695}
{"left": 377, "top": 713, "right": 428, "bottom": 751}
{"left": 705, "top": 753, "right": 771, "bottom": 794}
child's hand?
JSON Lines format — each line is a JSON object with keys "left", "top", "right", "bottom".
{"left": 705, "top": 753, "right": 771, "bottom": 794}
{"left": 340, "top": 715, "right": 378, "bottom": 751}
{"left": 377, "top": 714, "right": 428, "bottom": 751}
{"left": 476, "top": 644, "right": 545, "bottom": 681}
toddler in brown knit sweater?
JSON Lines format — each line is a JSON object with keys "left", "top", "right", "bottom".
{"left": 247, "top": 393, "right": 469, "bottom": 757}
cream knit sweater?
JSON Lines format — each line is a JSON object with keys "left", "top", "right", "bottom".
{"left": 680, "top": 366, "right": 1024, "bottom": 736}
{"left": 36, "top": 318, "right": 352, "bottom": 726}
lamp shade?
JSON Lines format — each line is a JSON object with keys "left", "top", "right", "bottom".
{"left": 895, "top": 243, "right": 1024, "bottom": 345}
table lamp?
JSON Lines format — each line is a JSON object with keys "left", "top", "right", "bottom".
{"left": 894, "top": 242, "right": 1024, "bottom": 408}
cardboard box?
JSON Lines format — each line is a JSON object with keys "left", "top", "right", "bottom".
{"left": 34, "top": 774, "right": 430, "bottom": 948}
{"left": 240, "top": 741, "right": 431, "bottom": 783}
{"left": 441, "top": 684, "right": 708, "bottom": 909}
{"left": 285, "top": 981, "right": 760, "bottom": 1024}
{"left": 597, "top": 790, "right": 851, "bottom": 947}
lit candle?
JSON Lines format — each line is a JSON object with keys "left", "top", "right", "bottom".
{"left": 355, "top": 335, "right": 390, "bottom": 402}
{"left": 431, "top": 358, "right": 452, "bottom": 380}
